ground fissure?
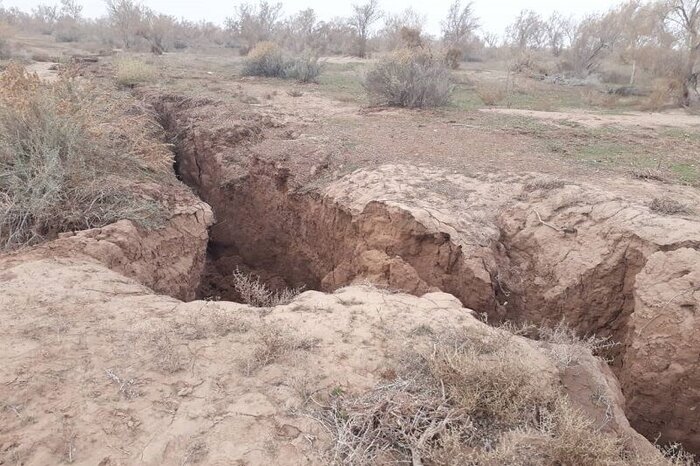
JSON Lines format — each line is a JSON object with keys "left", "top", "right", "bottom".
{"left": 151, "top": 93, "right": 700, "bottom": 453}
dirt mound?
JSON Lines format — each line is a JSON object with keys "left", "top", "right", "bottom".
{"left": 0, "top": 255, "right": 664, "bottom": 464}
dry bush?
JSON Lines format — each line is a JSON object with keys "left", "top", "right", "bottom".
{"left": 283, "top": 52, "right": 324, "bottom": 83}
{"left": 319, "top": 379, "right": 474, "bottom": 464}
{"left": 642, "top": 78, "right": 684, "bottom": 112}
{"left": 231, "top": 268, "right": 304, "bottom": 307}
{"left": 243, "top": 42, "right": 324, "bottom": 82}
{"left": 536, "top": 320, "right": 616, "bottom": 369}
{"left": 315, "top": 327, "right": 668, "bottom": 466}
{"left": 242, "top": 41, "right": 285, "bottom": 78}
{"left": 475, "top": 82, "right": 506, "bottom": 106}
{"left": 0, "top": 63, "right": 171, "bottom": 250}
{"left": 114, "top": 58, "right": 157, "bottom": 87}
{"left": 471, "top": 397, "right": 627, "bottom": 465}
{"left": 414, "top": 332, "right": 558, "bottom": 429}
{"left": 244, "top": 324, "right": 317, "bottom": 374}
{"left": 364, "top": 48, "right": 454, "bottom": 108}
{"left": 649, "top": 197, "right": 693, "bottom": 216}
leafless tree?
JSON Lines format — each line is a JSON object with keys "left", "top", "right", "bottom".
{"left": 507, "top": 10, "right": 546, "bottom": 50}
{"left": 441, "top": 0, "right": 479, "bottom": 47}
{"left": 545, "top": 12, "right": 571, "bottom": 56}
{"left": 381, "top": 7, "right": 425, "bottom": 50}
{"left": 350, "top": 0, "right": 382, "bottom": 58}
{"left": 31, "top": 4, "right": 59, "bottom": 34}
{"left": 481, "top": 31, "right": 500, "bottom": 48}
{"left": 665, "top": 0, "right": 700, "bottom": 105}
{"left": 105, "top": 0, "right": 146, "bottom": 48}
{"left": 225, "top": 1, "right": 283, "bottom": 51}
{"left": 60, "top": 0, "right": 82, "bottom": 20}
{"left": 281, "top": 8, "right": 317, "bottom": 52}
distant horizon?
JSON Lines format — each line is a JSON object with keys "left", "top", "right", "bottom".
{"left": 4, "top": 0, "right": 628, "bottom": 38}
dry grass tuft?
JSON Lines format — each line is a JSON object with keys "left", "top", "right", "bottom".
{"left": 244, "top": 324, "right": 318, "bottom": 375}
{"left": 0, "top": 63, "right": 171, "bottom": 250}
{"left": 115, "top": 58, "right": 157, "bottom": 87}
{"left": 364, "top": 48, "right": 453, "bottom": 108}
{"left": 522, "top": 178, "right": 566, "bottom": 192}
{"left": 149, "top": 327, "right": 187, "bottom": 373}
{"left": 649, "top": 197, "right": 693, "bottom": 215}
{"left": 535, "top": 320, "right": 617, "bottom": 369}
{"left": 231, "top": 268, "right": 304, "bottom": 307}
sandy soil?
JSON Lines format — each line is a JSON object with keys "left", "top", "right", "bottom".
{"left": 481, "top": 107, "right": 700, "bottom": 129}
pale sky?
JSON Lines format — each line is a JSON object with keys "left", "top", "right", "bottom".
{"left": 5, "top": 0, "right": 627, "bottom": 36}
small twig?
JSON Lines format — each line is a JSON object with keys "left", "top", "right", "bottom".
{"left": 533, "top": 209, "right": 577, "bottom": 234}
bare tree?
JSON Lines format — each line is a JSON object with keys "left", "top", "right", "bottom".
{"left": 567, "top": 11, "right": 624, "bottom": 75}
{"left": 60, "top": 0, "right": 82, "bottom": 20}
{"left": 281, "top": 8, "right": 317, "bottom": 52}
{"left": 545, "top": 12, "right": 571, "bottom": 56}
{"left": 105, "top": 0, "right": 146, "bottom": 48}
{"left": 350, "top": 0, "right": 381, "bottom": 58}
{"left": 665, "top": 0, "right": 700, "bottom": 105}
{"left": 481, "top": 31, "right": 500, "bottom": 48}
{"left": 507, "top": 10, "right": 546, "bottom": 50}
{"left": 441, "top": 0, "right": 479, "bottom": 47}
{"left": 31, "top": 4, "right": 59, "bottom": 34}
{"left": 225, "top": 1, "right": 283, "bottom": 52}
{"left": 382, "top": 7, "right": 425, "bottom": 50}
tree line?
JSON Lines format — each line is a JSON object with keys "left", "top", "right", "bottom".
{"left": 0, "top": 0, "right": 697, "bottom": 105}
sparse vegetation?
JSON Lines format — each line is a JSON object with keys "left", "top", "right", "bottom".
{"left": 231, "top": 268, "right": 304, "bottom": 307}
{"left": 0, "top": 64, "right": 170, "bottom": 250}
{"left": 244, "top": 323, "right": 318, "bottom": 374}
{"left": 316, "top": 328, "right": 658, "bottom": 465}
{"left": 364, "top": 48, "right": 453, "bottom": 108}
{"left": 114, "top": 57, "right": 157, "bottom": 87}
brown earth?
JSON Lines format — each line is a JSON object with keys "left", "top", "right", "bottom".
{"left": 149, "top": 91, "right": 700, "bottom": 452}
{"left": 0, "top": 254, "right": 663, "bottom": 464}
{"left": 1, "top": 55, "right": 700, "bottom": 463}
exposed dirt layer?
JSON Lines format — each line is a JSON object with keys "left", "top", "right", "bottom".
{"left": 0, "top": 256, "right": 662, "bottom": 464}
{"left": 151, "top": 93, "right": 700, "bottom": 452}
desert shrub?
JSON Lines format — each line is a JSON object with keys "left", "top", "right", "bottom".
{"left": 242, "top": 41, "right": 285, "bottom": 78}
{"left": 364, "top": 48, "right": 453, "bottom": 108}
{"left": 231, "top": 268, "right": 304, "bottom": 307}
{"left": 243, "top": 42, "right": 324, "bottom": 83}
{"left": 283, "top": 53, "right": 324, "bottom": 83}
{"left": 0, "top": 63, "right": 171, "bottom": 250}
{"left": 114, "top": 58, "right": 157, "bottom": 87}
